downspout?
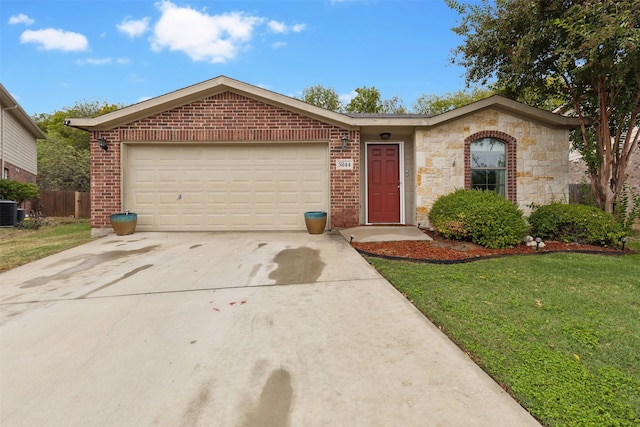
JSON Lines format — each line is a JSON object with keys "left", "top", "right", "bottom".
{"left": 1, "top": 104, "right": 19, "bottom": 179}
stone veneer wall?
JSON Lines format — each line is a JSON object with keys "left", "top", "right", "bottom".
{"left": 416, "top": 108, "right": 570, "bottom": 225}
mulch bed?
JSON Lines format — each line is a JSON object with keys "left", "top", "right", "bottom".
{"left": 352, "top": 237, "right": 631, "bottom": 264}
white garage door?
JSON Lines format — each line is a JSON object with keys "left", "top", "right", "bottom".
{"left": 124, "top": 143, "right": 329, "bottom": 231}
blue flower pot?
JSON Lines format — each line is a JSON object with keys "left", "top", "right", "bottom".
{"left": 304, "top": 211, "right": 327, "bottom": 234}
{"left": 110, "top": 212, "right": 137, "bottom": 235}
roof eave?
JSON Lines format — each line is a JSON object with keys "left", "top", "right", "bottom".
{"left": 426, "top": 95, "right": 582, "bottom": 129}
{"left": 0, "top": 83, "right": 46, "bottom": 139}
{"left": 67, "top": 75, "right": 356, "bottom": 131}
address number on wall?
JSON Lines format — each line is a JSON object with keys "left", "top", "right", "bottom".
{"left": 336, "top": 159, "right": 353, "bottom": 170}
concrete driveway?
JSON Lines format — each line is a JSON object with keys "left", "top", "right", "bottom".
{"left": 0, "top": 232, "right": 540, "bottom": 426}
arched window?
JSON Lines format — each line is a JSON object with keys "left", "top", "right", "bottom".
{"left": 464, "top": 131, "right": 517, "bottom": 202}
{"left": 470, "top": 138, "right": 507, "bottom": 196}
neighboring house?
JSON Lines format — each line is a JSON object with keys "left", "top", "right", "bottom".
{"left": 570, "top": 127, "right": 640, "bottom": 197}
{"left": 67, "top": 76, "right": 581, "bottom": 236}
{"left": 0, "top": 83, "right": 44, "bottom": 183}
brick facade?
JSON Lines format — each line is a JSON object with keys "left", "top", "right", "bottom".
{"left": 90, "top": 91, "right": 360, "bottom": 230}
{"left": 3, "top": 160, "right": 37, "bottom": 184}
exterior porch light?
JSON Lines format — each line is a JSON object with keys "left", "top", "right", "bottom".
{"left": 341, "top": 134, "right": 348, "bottom": 150}
{"left": 380, "top": 132, "right": 391, "bottom": 140}
{"left": 97, "top": 136, "right": 109, "bottom": 151}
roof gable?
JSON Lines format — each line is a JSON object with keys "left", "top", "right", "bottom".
{"left": 67, "top": 75, "right": 355, "bottom": 131}
{"left": 426, "top": 95, "right": 581, "bottom": 128}
{"left": 67, "top": 76, "right": 581, "bottom": 132}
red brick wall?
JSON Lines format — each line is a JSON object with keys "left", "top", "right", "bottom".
{"left": 90, "top": 91, "right": 360, "bottom": 230}
{"left": 3, "top": 160, "right": 36, "bottom": 184}
{"left": 90, "top": 130, "right": 121, "bottom": 229}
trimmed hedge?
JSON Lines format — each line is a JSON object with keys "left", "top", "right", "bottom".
{"left": 428, "top": 189, "right": 528, "bottom": 249}
{"left": 528, "top": 203, "right": 625, "bottom": 246}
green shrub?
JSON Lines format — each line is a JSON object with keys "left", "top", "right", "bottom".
{"left": 0, "top": 179, "right": 39, "bottom": 205}
{"left": 528, "top": 203, "right": 625, "bottom": 246}
{"left": 615, "top": 184, "right": 640, "bottom": 231}
{"left": 428, "top": 189, "right": 528, "bottom": 249}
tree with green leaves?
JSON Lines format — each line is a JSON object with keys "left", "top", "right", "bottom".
{"left": 413, "top": 87, "right": 493, "bottom": 115}
{"left": 345, "top": 86, "right": 384, "bottom": 114}
{"left": 447, "top": 0, "right": 640, "bottom": 215}
{"left": 298, "top": 85, "right": 343, "bottom": 112}
{"left": 381, "top": 96, "right": 408, "bottom": 114}
{"left": 33, "top": 100, "right": 120, "bottom": 150}
{"left": 33, "top": 100, "right": 120, "bottom": 192}
{"left": 37, "top": 138, "right": 90, "bottom": 192}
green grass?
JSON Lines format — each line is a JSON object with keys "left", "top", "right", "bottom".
{"left": 0, "top": 219, "right": 92, "bottom": 272}
{"left": 369, "top": 251, "right": 640, "bottom": 426}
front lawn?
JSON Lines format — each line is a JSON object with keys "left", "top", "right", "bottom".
{"left": 0, "top": 218, "right": 92, "bottom": 272}
{"left": 370, "top": 251, "right": 640, "bottom": 426}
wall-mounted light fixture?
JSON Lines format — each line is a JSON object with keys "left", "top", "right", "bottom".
{"left": 380, "top": 132, "right": 391, "bottom": 140}
{"left": 98, "top": 136, "right": 109, "bottom": 151}
{"left": 341, "top": 134, "right": 349, "bottom": 150}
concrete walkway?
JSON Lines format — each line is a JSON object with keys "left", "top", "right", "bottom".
{"left": 340, "top": 225, "right": 432, "bottom": 243}
{"left": 0, "top": 231, "right": 540, "bottom": 426}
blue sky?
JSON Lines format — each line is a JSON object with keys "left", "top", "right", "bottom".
{"left": 1, "top": 0, "right": 475, "bottom": 116}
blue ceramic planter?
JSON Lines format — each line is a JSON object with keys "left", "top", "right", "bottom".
{"left": 110, "top": 212, "right": 137, "bottom": 235}
{"left": 304, "top": 211, "right": 327, "bottom": 234}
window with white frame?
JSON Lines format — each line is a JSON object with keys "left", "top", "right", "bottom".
{"left": 469, "top": 138, "right": 507, "bottom": 196}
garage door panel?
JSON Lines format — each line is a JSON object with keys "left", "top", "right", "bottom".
{"left": 158, "top": 214, "right": 180, "bottom": 226}
{"left": 134, "top": 191, "right": 157, "bottom": 206}
{"left": 303, "top": 191, "right": 324, "bottom": 204}
{"left": 126, "top": 143, "right": 328, "bottom": 231}
{"left": 182, "top": 192, "right": 204, "bottom": 206}
{"left": 133, "top": 170, "right": 155, "bottom": 184}
{"left": 303, "top": 169, "right": 324, "bottom": 183}
{"left": 204, "top": 170, "right": 227, "bottom": 184}
{"left": 230, "top": 169, "right": 252, "bottom": 183}
{"left": 255, "top": 192, "right": 276, "bottom": 205}
{"left": 157, "top": 192, "right": 181, "bottom": 206}
{"left": 183, "top": 169, "right": 204, "bottom": 184}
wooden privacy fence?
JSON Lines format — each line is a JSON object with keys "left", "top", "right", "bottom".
{"left": 569, "top": 183, "right": 587, "bottom": 204}
{"left": 34, "top": 190, "right": 90, "bottom": 218}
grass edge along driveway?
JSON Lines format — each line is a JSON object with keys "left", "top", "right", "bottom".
{"left": 0, "top": 220, "right": 92, "bottom": 272}
{"left": 370, "top": 252, "right": 640, "bottom": 427}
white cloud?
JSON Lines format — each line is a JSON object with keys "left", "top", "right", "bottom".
{"left": 137, "top": 96, "right": 152, "bottom": 103}
{"left": 9, "top": 13, "right": 34, "bottom": 25}
{"left": 268, "top": 20, "right": 287, "bottom": 34}
{"left": 268, "top": 20, "right": 306, "bottom": 34}
{"left": 20, "top": 28, "right": 89, "bottom": 52}
{"left": 77, "top": 57, "right": 113, "bottom": 65}
{"left": 340, "top": 90, "right": 357, "bottom": 103}
{"left": 117, "top": 17, "right": 150, "bottom": 38}
{"left": 272, "top": 41, "right": 287, "bottom": 49}
{"left": 117, "top": 58, "right": 131, "bottom": 65}
{"left": 150, "top": 0, "right": 264, "bottom": 63}
{"left": 291, "top": 24, "right": 306, "bottom": 33}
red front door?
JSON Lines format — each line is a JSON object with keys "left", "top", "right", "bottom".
{"left": 367, "top": 144, "right": 400, "bottom": 223}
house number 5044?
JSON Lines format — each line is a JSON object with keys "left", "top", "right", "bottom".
{"left": 336, "top": 159, "right": 353, "bottom": 170}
